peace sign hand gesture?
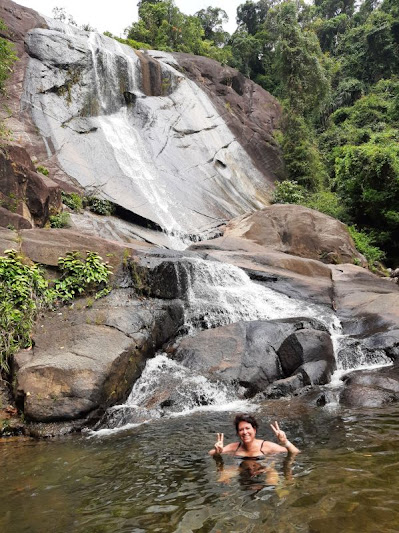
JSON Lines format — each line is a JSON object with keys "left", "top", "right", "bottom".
{"left": 270, "top": 421, "right": 288, "bottom": 446}
{"left": 214, "top": 433, "right": 224, "bottom": 454}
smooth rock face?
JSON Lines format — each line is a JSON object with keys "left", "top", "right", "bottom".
{"left": 13, "top": 290, "right": 184, "bottom": 422}
{"left": 174, "top": 318, "right": 333, "bottom": 396}
{"left": 20, "top": 18, "right": 282, "bottom": 237}
{"left": 224, "top": 205, "right": 366, "bottom": 265}
{"left": 331, "top": 264, "right": 399, "bottom": 335}
{"left": 340, "top": 365, "right": 399, "bottom": 408}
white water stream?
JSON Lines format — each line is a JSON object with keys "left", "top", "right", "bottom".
{"left": 96, "top": 257, "right": 391, "bottom": 433}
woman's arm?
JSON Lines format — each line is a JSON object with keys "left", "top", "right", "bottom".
{"left": 270, "top": 421, "right": 300, "bottom": 455}
{"left": 208, "top": 433, "right": 238, "bottom": 455}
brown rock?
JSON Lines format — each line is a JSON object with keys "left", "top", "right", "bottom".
{"left": 224, "top": 204, "right": 365, "bottom": 265}
{"left": 19, "top": 227, "right": 152, "bottom": 274}
{"left": 0, "top": 206, "right": 32, "bottom": 230}
{"left": 0, "top": 144, "right": 61, "bottom": 227}
{"left": 0, "top": 227, "right": 21, "bottom": 253}
{"left": 340, "top": 365, "right": 399, "bottom": 408}
{"left": 13, "top": 290, "right": 184, "bottom": 422}
{"left": 331, "top": 264, "right": 399, "bottom": 334}
{"left": 189, "top": 234, "right": 334, "bottom": 305}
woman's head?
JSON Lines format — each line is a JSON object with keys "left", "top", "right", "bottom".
{"left": 234, "top": 414, "right": 259, "bottom": 434}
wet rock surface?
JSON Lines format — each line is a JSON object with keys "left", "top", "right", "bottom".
{"left": 2, "top": 0, "right": 283, "bottom": 237}
{"left": 339, "top": 364, "right": 399, "bottom": 408}
{"left": 174, "top": 318, "right": 334, "bottom": 396}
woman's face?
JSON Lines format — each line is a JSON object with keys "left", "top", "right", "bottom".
{"left": 237, "top": 421, "right": 256, "bottom": 444}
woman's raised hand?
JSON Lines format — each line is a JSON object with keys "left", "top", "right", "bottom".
{"left": 270, "top": 421, "right": 288, "bottom": 446}
{"left": 214, "top": 433, "right": 224, "bottom": 454}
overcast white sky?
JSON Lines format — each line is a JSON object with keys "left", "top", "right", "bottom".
{"left": 18, "top": 0, "right": 241, "bottom": 37}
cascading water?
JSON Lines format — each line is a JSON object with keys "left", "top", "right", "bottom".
{"left": 94, "top": 354, "right": 255, "bottom": 436}
{"left": 96, "top": 256, "right": 392, "bottom": 434}
{"left": 175, "top": 257, "right": 338, "bottom": 330}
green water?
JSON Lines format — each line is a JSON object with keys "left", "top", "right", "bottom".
{"left": 1, "top": 401, "right": 399, "bottom": 533}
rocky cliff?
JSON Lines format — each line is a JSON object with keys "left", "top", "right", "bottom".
{"left": 1, "top": 0, "right": 282, "bottom": 243}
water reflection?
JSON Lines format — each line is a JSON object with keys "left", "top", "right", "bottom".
{"left": 1, "top": 404, "right": 399, "bottom": 532}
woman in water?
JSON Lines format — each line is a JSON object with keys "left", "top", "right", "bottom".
{"left": 209, "top": 414, "right": 300, "bottom": 457}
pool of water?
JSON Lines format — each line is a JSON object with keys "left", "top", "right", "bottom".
{"left": 1, "top": 400, "right": 399, "bottom": 533}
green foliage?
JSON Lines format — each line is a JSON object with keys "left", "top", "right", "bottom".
{"left": 195, "top": 7, "right": 229, "bottom": 45}
{"left": 304, "top": 190, "right": 349, "bottom": 220}
{"left": 0, "top": 250, "right": 52, "bottom": 373}
{"left": 0, "top": 249, "right": 113, "bottom": 374}
{"left": 125, "top": 0, "right": 230, "bottom": 61}
{"left": 348, "top": 226, "right": 386, "bottom": 264}
{"left": 334, "top": 141, "right": 399, "bottom": 260}
{"left": 35, "top": 165, "right": 49, "bottom": 176}
{"left": 272, "top": 180, "right": 306, "bottom": 204}
{"left": 54, "top": 251, "right": 112, "bottom": 302}
{"left": 84, "top": 196, "right": 115, "bottom": 216}
{"left": 49, "top": 212, "right": 70, "bottom": 228}
{"left": 61, "top": 191, "right": 83, "bottom": 211}
{"left": 279, "top": 111, "right": 326, "bottom": 190}
{"left": 273, "top": 2, "right": 331, "bottom": 119}
{"left": 0, "top": 19, "right": 17, "bottom": 95}
{"left": 112, "top": 36, "right": 151, "bottom": 50}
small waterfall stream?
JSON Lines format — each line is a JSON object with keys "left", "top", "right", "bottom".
{"left": 96, "top": 257, "right": 391, "bottom": 433}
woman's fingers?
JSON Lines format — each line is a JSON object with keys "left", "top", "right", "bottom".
{"left": 270, "top": 421, "right": 279, "bottom": 435}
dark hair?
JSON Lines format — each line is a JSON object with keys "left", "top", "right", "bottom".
{"left": 234, "top": 414, "right": 259, "bottom": 434}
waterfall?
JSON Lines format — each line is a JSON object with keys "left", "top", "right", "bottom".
{"left": 174, "top": 257, "right": 338, "bottom": 331}
{"left": 94, "top": 257, "right": 394, "bottom": 433}
{"left": 94, "top": 354, "right": 256, "bottom": 435}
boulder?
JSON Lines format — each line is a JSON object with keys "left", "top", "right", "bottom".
{"left": 0, "top": 227, "right": 21, "bottom": 253}
{"left": 0, "top": 206, "right": 32, "bottom": 230}
{"left": 331, "top": 264, "right": 399, "bottom": 335}
{"left": 278, "top": 329, "right": 336, "bottom": 383}
{"left": 13, "top": 289, "right": 184, "bottom": 422}
{"left": 174, "top": 317, "right": 332, "bottom": 396}
{"left": 223, "top": 204, "right": 366, "bottom": 265}
{"left": 339, "top": 364, "right": 399, "bottom": 408}
{"left": 19, "top": 227, "right": 152, "bottom": 275}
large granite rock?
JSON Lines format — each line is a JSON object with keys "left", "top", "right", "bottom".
{"left": 339, "top": 364, "right": 399, "bottom": 408}
{"left": 0, "top": 0, "right": 284, "bottom": 240}
{"left": 170, "top": 53, "right": 282, "bottom": 180}
{"left": 189, "top": 234, "right": 335, "bottom": 305}
{"left": 0, "top": 144, "right": 61, "bottom": 228}
{"left": 223, "top": 204, "right": 366, "bottom": 265}
{"left": 13, "top": 290, "right": 184, "bottom": 422}
{"left": 173, "top": 318, "right": 334, "bottom": 396}
{"left": 331, "top": 264, "right": 399, "bottom": 335}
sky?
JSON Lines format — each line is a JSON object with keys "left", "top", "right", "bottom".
{"left": 18, "top": 0, "right": 242, "bottom": 37}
